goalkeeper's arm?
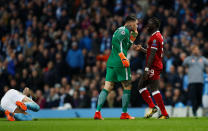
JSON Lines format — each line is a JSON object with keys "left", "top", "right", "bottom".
{"left": 131, "top": 30, "right": 147, "bottom": 54}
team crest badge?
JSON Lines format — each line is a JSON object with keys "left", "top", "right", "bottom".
{"left": 121, "top": 30, "right": 125, "bottom": 35}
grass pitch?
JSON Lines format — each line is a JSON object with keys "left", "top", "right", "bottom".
{"left": 0, "top": 117, "right": 207, "bottom": 131}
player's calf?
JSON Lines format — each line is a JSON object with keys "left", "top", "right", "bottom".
{"left": 24, "top": 102, "right": 40, "bottom": 112}
{"left": 152, "top": 90, "right": 169, "bottom": 117}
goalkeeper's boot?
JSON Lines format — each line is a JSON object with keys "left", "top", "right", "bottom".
{"left": 145, "top": 106, "right": 158, "bottom": 118}
{"left": 120, "top": 113, "right": 135, "bottom": 119}
{"left": 158, "top": 114, "right": 169, "bottom": 119}
{"left": 94, "top": 111, "right": 104, "bottom": 120}
{"left": 5, "top": 110, "right": 15, "bottom": 121}
{"left": 16, "top": 101, "right": 27, "bottom": 111}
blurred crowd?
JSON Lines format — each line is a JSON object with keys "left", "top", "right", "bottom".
{"left": 0, "top": 0, "right": 208, "bottom": 109}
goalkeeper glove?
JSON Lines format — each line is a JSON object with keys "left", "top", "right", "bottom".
{"left": 130, "top": 30, "right": 138, "bottom": 43}
{"left": 119, "top": 52, "right": 130, "bottom": 67}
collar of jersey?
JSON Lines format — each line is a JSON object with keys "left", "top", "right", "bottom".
{"left": 152, "top": 30, "right": 160, "bottom": 36}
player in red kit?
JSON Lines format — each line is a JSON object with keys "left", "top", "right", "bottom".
{"left": 135, "top": 17, "right": 169, "bottom": 119}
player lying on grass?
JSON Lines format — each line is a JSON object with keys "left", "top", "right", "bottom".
{"left": 135, "top": 17, "right": 169, "bottom": 119}
{"left": 94, "top": 15, "right": 139, "bottom": 120}
{"left": 0, "top": 87, "right": 40, "bottom": 121}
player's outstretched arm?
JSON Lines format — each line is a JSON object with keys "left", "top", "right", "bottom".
{"left": 146, "top": 48, "right": 157, "bottom": 68}
{"left": 140, "top": 46, "right": 147, "bottom": 53}
{"left": 132, "top": 44, "right": 147, "bottom": 53}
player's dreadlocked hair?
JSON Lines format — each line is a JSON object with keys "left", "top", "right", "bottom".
{"left": 125, "top": 15, "right": 137, "bottom": 23}
{"left": 149, "top": 17, "right": 161, "bottom": 29}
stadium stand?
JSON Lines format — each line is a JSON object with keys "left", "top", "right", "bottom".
{"left": 0, "top": 0, "right": 208, "bottom": 113}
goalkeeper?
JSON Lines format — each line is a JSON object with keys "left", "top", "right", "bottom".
{"left": 94, "top": 15, "right": 140, "bottom": 120}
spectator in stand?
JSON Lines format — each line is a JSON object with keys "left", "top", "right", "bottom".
{"left": 166, "top": 65, "right": 177, "bottom": 87}
{"left": 72, "top": 91, "right": 80, "bottom": 108}
{"left": 78, "top": 87, "right": 90, "bottom": 108}
{"left": 174, "top": 66, "right": 184, "bottom": 90}
{"left": 35, "top": 90, "right": 46, "bottom": 109}
{"left": 172, "top": 88, "right": 186, "bottom": 107}
{"left": 43, "top": 61, "right": 56, "bottom": 86}
{"left": 66, "top": 42, "right": 84, "bottom": 76}
{"left": 45, "top": 88, "right": 59, "bottom": 108}
{"left": 91, "top": 89, "right": 99, "bottom": 109}
{"left": 100, "top": 30, "right": 111, "bottom": 53}
{"left": 57, "top": 87, "right": 73, "bottom": 110}
{"left": 164, "top": 89, "right": 173, "bottom": 106}
{"left": 80, "top": 29, "right": 92, "bottom": 51}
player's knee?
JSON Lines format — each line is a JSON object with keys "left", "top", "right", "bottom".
{"left": 150, "top": 86, "right": 158, "bottom": 92}
{"left": 104, "top": 81, "right": 114, "bottom": 91}
{"left": 103, "top": 86, "right": 112, "bottom": 92}
{"left": 124, "top": 86, "right": 131, "bottom": 90}
{"left": 122, "top": 80, "right": 131, "bottom": 89}
{"left": 149, "top": 80, "right": 159, "bottom": 92}
{"left": 32, "top": 103, "right": 40, "bottom": 112}
{"left": 34, "top": 104, "right": 40, "bottom": 112}
{"left": 138, "top": 82, "right": 143, "bottom": 90}
{"left": 138, "top": 83, "right": 142, "bottom": 90}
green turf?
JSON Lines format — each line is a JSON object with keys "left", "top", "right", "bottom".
{"left": 0, "top": 117, "right": 207, "bottom": 131}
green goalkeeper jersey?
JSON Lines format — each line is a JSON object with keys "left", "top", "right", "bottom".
{"left": 107, "top": 26, "right": 132, "bottom": 67}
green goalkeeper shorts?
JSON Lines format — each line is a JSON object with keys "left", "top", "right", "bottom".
{"left": 105, "top": 67, "right": 131, "bottom": 82}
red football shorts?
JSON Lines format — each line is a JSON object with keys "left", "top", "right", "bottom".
{"left": 148, "top": 68, "right": 162, "bottom": 80}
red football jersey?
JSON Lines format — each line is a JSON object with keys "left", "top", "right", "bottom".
{"left": 146, "top": 31, "right": 164, "bottom": 70}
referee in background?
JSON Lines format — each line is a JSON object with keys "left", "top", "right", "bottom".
{"left": 183, "top": 45, "right": 208, "bottom": 116}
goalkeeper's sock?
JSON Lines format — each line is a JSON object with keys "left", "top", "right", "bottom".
{"left": 24, "top": 102, "right": 40, "bottom": 112}
{"left": 96, "top": 89, "right": 108, "bottom": 111}
{"left": 139, "top": 88, "right": 155, "bottom": 108}
{"left": 14, "top": 113, "right": 32, "bottom": 121}
{"left": 122, "top": 90, "right": 131, "bottom": 113}
{"left": 152, "top": 90, "right": 168, "bottom": 116}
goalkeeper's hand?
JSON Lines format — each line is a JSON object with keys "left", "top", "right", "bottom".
{"left": 119, "top": 52, "right": 130, "bottom": 67}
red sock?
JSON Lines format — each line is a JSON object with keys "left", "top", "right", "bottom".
{"left": 139, "top": 88, "right": 155, "bottom": 108}
{"left": 152, "top": 90, "right": 168, "bottom": 116}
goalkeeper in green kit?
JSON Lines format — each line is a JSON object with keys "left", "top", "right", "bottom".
{"left": 94, "top": 16, "right": 140, "bottom": 120}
